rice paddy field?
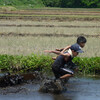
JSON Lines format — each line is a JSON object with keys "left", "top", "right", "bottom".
{"left": 0, "top": 8, "right": 100, "bottom": 57}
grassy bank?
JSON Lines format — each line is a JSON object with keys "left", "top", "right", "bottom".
{"left": 0, "top": 54, "right": 53, "bottom": 73}
{"left": 0, "top": 0, "right": 100, "bottom": 8}
{"left": 0, "top": 0, "right": 44, "bottom": 9}
{"left": 0, "top": 54, "right": 100, "bottom": 75}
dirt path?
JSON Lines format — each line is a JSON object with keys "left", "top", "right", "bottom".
{"left": 0, "top": 32, "right": 100, "bottom": 38}
{"left": 0, "top": 9, "right": 100, "bottom": 21}
{"left": 0, "top": 10, "right": 100, "bottom": 15}
{"left": 1, "top": 24, "right": 100, "bottom": 28}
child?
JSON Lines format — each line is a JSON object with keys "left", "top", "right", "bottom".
{"left": 52, "top": 36, "right": 86, "bottom": 60}
{"left": 44, "top": 36, "right": 87, "bottom": 81}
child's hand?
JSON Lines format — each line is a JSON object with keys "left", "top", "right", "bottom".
{"left": 55, "top": 48, "right": 60, "bottom": 51}
{"left": 52, "top": 57, "right": 57, "bottom": 60}
{"left": 55, "top": 48, "right": 63, "bottom": 51}
{"left": 44, "top": 50, "right": 52, "bottom": 53}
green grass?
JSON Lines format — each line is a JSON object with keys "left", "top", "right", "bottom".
{"left": 73, "top": 57, "right": 100, "bottom": 75}
{"left": 0, "top": 54, "right": 53, "bottom": 73}
{"left": 0, "top": 0, "right": 45, "bottom": 9}
{"left": 0, "top": 54, "right": 100, "bottom": 75}
{"left": 13, "top": 7, "right": 100, "bottom": 11}
{"left": 1, "top": 6, "right": 100, "bottom": 11}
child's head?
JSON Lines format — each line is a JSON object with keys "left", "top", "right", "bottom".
{"left": 70, "top": 43, "right": 83, "bottom": 57}
{"left": 77, "top": 36, "right": 87, "bottom": 48}
{"left": 71, "top": 50, "right": 79, "bottom": 57}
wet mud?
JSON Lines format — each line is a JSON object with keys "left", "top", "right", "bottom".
{"left": 0, "top": 72, "right": 66, "bottom": 94}
{"left": 39, "top": 79, "right": 66, "bottom": 94}
{"left": 0, "top": 73, "right": 23, "bottom": 87}
{"left": 0, "top": 73, "right": 100, "bottom": 100}
{"left": 0, "top": 71, "right": 43, "bottom": 87}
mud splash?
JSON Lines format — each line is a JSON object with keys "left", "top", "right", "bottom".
{"left": 0, "top": 71, "right": 43, "bottom": 87}
{"left": 0, "top": 72, "right": 67, "bottom": 94}
{"left": 0, "top": 73, "right": 23, "bottom": 87}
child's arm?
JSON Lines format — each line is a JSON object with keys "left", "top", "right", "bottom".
{"left": 60, "top": 45, "right": 71, "bottom": 57}
{"left": 44, "top": 50, "right": 71, "bottom": 57}
{"left": 51, "top": 45, "right": 71, "bottom": 60}
{"left": 55, "top": 48, "right": 64, "bottom": 51}
{"left": 61, "top": 45, "right": 71, "bottom": 53}
{"left": 55, "top": 45, "right": 71, "bottom": 51}
{"left": 60, "top": 52, "right": 71, "bottom": 57}
{"left": 44, "top": 50, "right": 61, "bottom": 55}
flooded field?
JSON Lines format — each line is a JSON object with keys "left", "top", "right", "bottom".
{"left": 0, "top": 76, "right": 100, "bottom": 100}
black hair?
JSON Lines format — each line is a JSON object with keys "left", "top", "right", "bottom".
{"left": 77, "top": 36, "right": 87, "bottom": 44}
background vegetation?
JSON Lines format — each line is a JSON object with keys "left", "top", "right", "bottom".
{"left": 0, "top": 54, "right": 100, "bottom": 75}
{"left": 0, "top": 0, "right": 45, "bottom": 9}
{"left": 42, "top": 0, "right": 100, "bottom": 8}
{"left": 0, "top": 0, "right": 100, "bottom": 8}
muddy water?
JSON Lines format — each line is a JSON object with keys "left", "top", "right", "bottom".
{"left": 0, "top": 76, "right": 100, "bottom": 100}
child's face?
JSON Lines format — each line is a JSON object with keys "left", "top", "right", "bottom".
{"left": 72, "top": 50, "right": 78, "bottom": 57}
{"left": 79, "top": 43, "right": 85, "bottom": 48}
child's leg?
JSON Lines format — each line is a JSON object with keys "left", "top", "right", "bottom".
{"left": 52, "top": 66, "right": 60, "bottom": 79}
{"left": 60, "top": 74, "right": 73, "bottom": 79}
{"left": 59, "top": 68, "right": 74, "bottom": 79}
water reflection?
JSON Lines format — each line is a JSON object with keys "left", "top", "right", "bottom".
{"left": 52, "top": 94, "right": 73, "bottom": 100}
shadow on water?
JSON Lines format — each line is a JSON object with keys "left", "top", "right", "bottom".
{"left": 0, "top": 73, "right": 100, "bottom": 100}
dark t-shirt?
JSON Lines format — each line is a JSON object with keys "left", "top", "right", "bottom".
{"left": 52, "top": 54, "right": 73, "bottom": 68}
